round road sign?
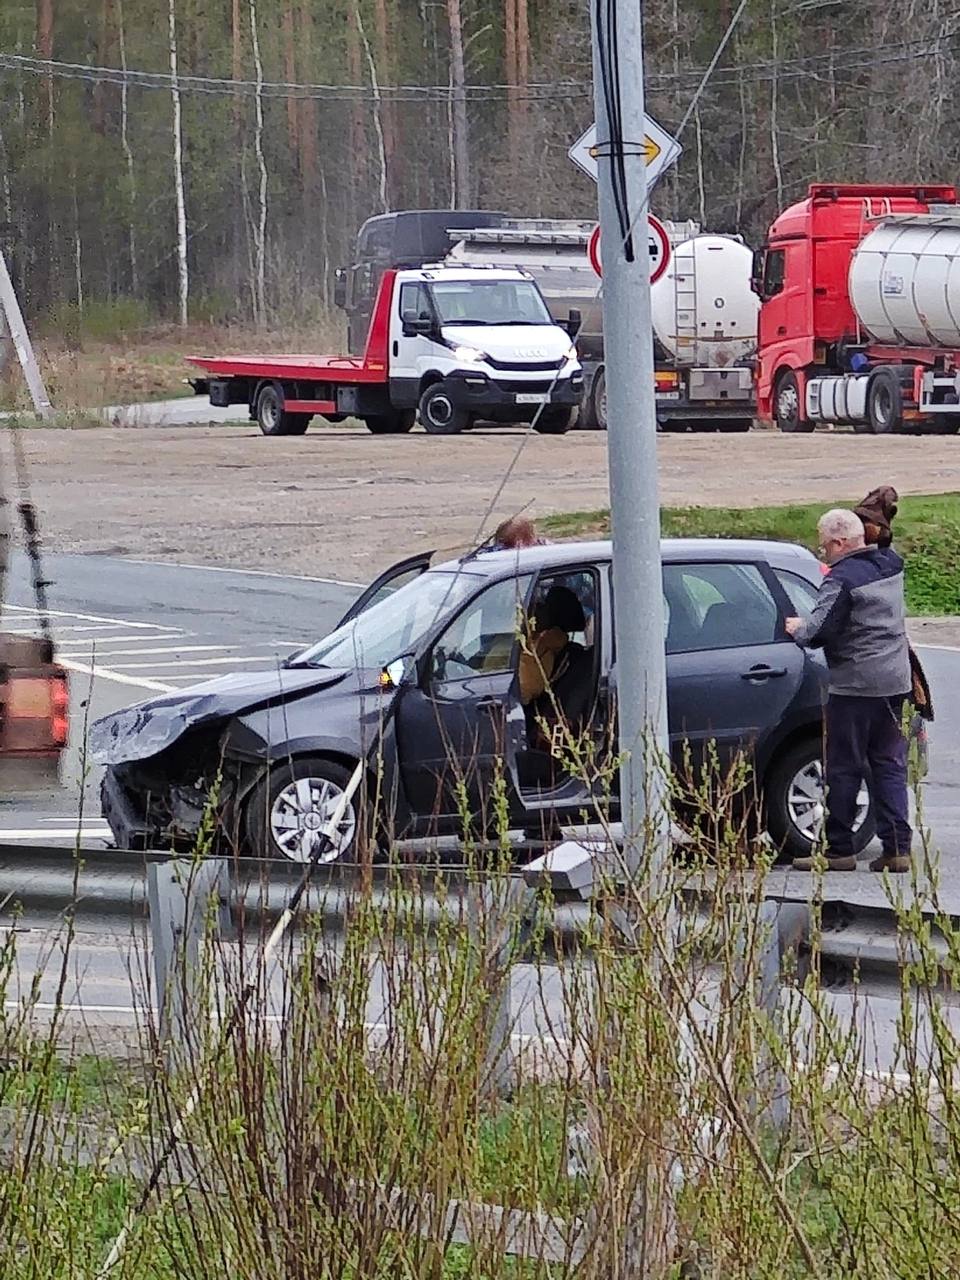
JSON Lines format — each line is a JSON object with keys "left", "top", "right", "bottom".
{"left": 587, "top": 216, "right": 671, "bottom": 285}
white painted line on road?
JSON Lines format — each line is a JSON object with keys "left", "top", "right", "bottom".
{"left": 122, "top": 557, "right": 366, "bottom": 589}
{"left": 60, "top": 658, "right": 174, "bottom": 693}
{"left": 109, "top": 656, "right": 285, "bottom": 669}
{"left": 58, "top": 644, "right": 238, "bottom": 658}
{"left": 915, "top": 642, "right": 960, "bottom": 653}
{"left": 4, "top": 603, "right": 182, "bottom": 632}
{"left": 0, "top": 828, "right": 110, "bottom": 840}
{"left": 55, "top": 634, "right": 188, "bottom": 650}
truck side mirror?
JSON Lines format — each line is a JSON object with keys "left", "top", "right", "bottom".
{"left": 402, "top": 310, "right": 433, "bottom": 337}
{"left": 566, "top": 307, "right": 582, "bottom": 337}
{"left": 333, "top": 268, "right": 347, "bottom": 310}
{"left": 750, "top": 249, "right": 766, "bottom": 300}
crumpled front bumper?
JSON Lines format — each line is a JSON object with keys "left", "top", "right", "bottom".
{"left": 100, "top": 764, "right": 227, "bottom": 853}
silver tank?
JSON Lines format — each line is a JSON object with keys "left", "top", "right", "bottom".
{"left": 443, "top": 218, "right": 705, "bottom": 364}
{"left": 850, "top": 216, "right": 960, "bottom": 348}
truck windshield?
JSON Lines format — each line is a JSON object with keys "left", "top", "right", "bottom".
{"left": 291, "top": 569, "right": 483, "bottom": 671}
{"left": 429, "top": 280, "right": 552, "bottom": 326}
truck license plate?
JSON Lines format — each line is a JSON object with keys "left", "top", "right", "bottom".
{"left": 656, "top": 391, "right": 680, "bottom": 400}
{"left": 515, "top": 393, "right": 549, "bottom": 404}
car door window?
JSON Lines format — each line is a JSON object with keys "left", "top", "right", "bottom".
{"left": 664, "top": 563, "right": 779, "bottom": 653}
{"left": 430, "top": 575, "right": 532, "bottom": 683}
{"left": 773, "top": 568, "right": 820, "bottom": 620}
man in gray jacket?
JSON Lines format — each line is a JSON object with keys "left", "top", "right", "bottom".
{"left": 785, "top": 508, "right": 912, "bottom": 873}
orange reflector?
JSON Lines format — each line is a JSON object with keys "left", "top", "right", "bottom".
{"left": 5, "top": 669, "right": 69, "bottom": 751}
{"left": 655, "top": 371, "right": 680, "bottom": 390}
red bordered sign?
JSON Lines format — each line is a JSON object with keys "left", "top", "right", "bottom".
{"left": 587, "top": 216, "right": 671, "bottom": 285}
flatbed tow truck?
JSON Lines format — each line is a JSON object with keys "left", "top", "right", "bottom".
{"left": 187, "top": 265, "right": 583, "bottom": 436}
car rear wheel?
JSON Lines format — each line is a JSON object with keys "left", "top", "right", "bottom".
{"left": 244, "top": 756, "right": 359, "bottom": 863}
{"left": 764, "top": 738, "right": 875, "bottom": 861}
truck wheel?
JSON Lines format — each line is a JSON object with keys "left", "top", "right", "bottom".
{"left": 256, "top": 383, "right": 309, "bottom": 436}
{"left": 365, "top": 410, "right": 415, "bottom": 434}
{"left": 866, "top": 368, "right": 903, "bottom": 434}
{"left": 591, "top": 368, "right": 608, "bottom": 431}
{"left": 533, "top": 407, "right": 575, "bottom": 434}
{"left": 774, "top": 371, "right": 812, "bottom": 433}
{"left": 419, "top": 383, "right": 469, "bottom": 435}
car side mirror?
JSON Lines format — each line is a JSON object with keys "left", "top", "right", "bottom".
{"left": 333, "top": 268, "right": 347, "bottom": 310}
{"left": 402, "top": 310, "right": 433, "bottom": 338}
{"left": 380, "top": 654, "right": 416, "bottom": 690}
{"left": 566, "top": 307, "right": 582, "bottom": 338}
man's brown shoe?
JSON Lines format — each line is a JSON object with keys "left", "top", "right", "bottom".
{"left": 868, "top": 853, "right": 911, "bottom": 873}
{"left": 791, "top": 854, "right": 857, "bottom": 872}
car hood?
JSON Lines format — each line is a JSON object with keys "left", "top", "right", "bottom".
{"left": 90, "top": 666, "right": 350, "bottom": 766}
{"left": 439, "top": 323, "right": 572, "bottom": 363}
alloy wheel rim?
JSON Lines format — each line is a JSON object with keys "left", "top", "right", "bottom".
{"left": 429, "top": 395, "right": 453, "bottom": 426}
{"left": 269, "top": 776, "right": 356, "bottom": 863}
{"left": 786, "top": 759, "right": 868, "bottom": 842}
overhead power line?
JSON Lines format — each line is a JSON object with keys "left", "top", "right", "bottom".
{"left": 0, "top": 35, "right": 956, "bottom": 104}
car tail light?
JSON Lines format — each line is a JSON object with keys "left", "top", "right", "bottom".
{"left": 655, "top": 370, "right": 680, "bottom": 392}
{"left": 3, "top": 667, "right": 69, "bottom": 752}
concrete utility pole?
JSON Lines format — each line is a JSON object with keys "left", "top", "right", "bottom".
{"left": 589, "top": 0, "right": 670, "bottom": 883}
{"left": 0, "top": 247, "right": 54, "bottom": 420}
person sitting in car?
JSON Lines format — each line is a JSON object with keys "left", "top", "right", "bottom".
{"left": 519, "top": 584, "right": 585, "bottom": 705}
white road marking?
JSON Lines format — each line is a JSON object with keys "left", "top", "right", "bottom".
{"left": 915, "top": 642, "right": 960, "bottom": 653}
{"left": 0, "top": 828, "right": 110, "bottom": 840}
{"left": 108, "top": 656, "right": 286, "bottom": 669}
{"left": 56, "top": 644, "right": 240, "bottom": 658}
{"left": 52, "top": 635, "right": 179, "bottom": 648}
{"left": 60, "top": 658, "right": 174, "bottom": 693}
{"left": 4, "top": 603, "right": 181, "bottom": 631}
{"left": 122, "top": 557, "right": 365, "bottom": 589}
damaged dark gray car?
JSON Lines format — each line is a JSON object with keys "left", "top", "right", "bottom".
{"left": 93, "top": 538, "right": 919, "bottom": 864}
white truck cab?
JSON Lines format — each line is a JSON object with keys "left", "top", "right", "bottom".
{"left": 387, "top": 266, "right": 583, "bottom": 434}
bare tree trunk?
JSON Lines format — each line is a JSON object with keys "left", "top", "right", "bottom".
{"left": 769, "top": 0, "right": 784, "bottom": 208}
{"left": 355, "top": 2, "right": 389, "bottom": 212}
{"left": 231, "top": 0, "right": 243, "bottom": 134}
{"left": 346, "top": 5, "right": 365, "bottom": 209}
{"left": 505, "top": 0, "right": 518, "bottom": 164}
{"left": 249, "top": 0, "right": 268, "bottom": 326}
{"left": 168, "top": 0, "right": 189, "bottom": 326}
{"left": 446, "top": 0, "right": 471, "bottom": 207}
{"left": 515, "top": 0, "right": 529, "bottom": 148}
{"left": 35, "top": 0, "right": 54, "bottom": 134}
{"left": 694, "top": 105, "right": 706, "bottom": 227}
{"left": 0, "top": 122, "right": 13, "bottom": 232}
{"left": 281, "top": 6, "right": 300, "bottom": 160}
{"left": 72, "top": 173, "right": 83, "bottom": 315}
{"left": 373, "top": 0, "right": 397, "bottom": 204}
{"left": 116, "top": 0, "right": 139, "bottom": 293}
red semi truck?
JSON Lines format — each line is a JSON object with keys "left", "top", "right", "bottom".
{"left": 754, "top": 182, "right": 960, "bottom": 435}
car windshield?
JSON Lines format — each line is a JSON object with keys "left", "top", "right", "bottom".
{"left": 429, "top": 280, "right": 552, "bottom": 327}
{"left": 292, "top": 569, "right": 484, "bottom": 670}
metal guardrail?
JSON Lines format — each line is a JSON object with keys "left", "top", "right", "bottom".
{"left": 0, "top": 841, "right": 935, "bottom": 976}
{"left": 0, "top": 841, "right": 595, "bottom": 944}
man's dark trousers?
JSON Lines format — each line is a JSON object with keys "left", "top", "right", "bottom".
{"left": 825, "top": 695, "right": 911, "bottom": 859}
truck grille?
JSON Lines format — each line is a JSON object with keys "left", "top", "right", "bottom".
{"left": 486, "top": 357, "right": 565, "bottom": 372}
{"left": 493, "top": 378, "right": 555, "bottom": 394}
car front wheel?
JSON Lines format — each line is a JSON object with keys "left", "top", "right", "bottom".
{"left": 244, "top": 756, "right": 359, "bottom": 863}
{"left": 764, "top": 738, "right": 875, "bottom": 861}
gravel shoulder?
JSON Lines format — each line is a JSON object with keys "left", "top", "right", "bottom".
{"left": 14, "top": 423, "right": 960, "bottom": 589}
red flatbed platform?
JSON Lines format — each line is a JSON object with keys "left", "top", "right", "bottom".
{"left": 185, "top": 353, "right": 388, "bottom": 383}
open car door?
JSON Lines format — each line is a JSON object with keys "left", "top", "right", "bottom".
{"left": 334, "top": 551, "right": 435, "bottom": 629}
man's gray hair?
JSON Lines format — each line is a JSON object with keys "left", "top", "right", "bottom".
{"left": 818, "top": 508, "right": 865, "bottom": 544}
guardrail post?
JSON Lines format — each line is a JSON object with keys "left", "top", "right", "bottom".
{"left": 468, "top": 873, "right": 532, "bottom": 1099}
{"left": 147, "top": 858, "right": 230, "bottom": 1057}
{"left": 738, "top": 900, "right": 807, "bottom": 1132}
